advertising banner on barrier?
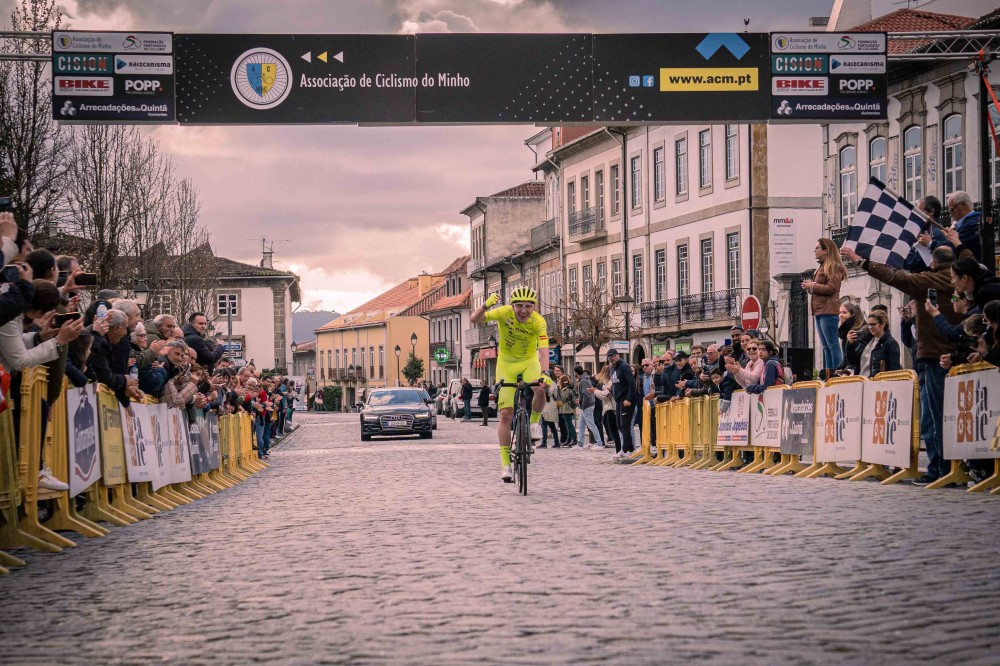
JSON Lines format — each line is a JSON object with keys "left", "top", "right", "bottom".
{"left": 750, "top": 389, "right": 782, "bottom": 448}
{"left": 779, "top": 388, "right": 817, "bottom": 456}
{"left": 943, "top": 367, "right": 1000, "bottom": 460}
{"left": 205, "top": 411, "right": 222, "bottom": 470}
{"left": 187, "top": 409, "right": 211, "bottom": 475}
{"left": 66, "top": 384, "right": 101, "bottom": 497}
{"left": 717, "top": 390, "right": 752, "bottom": 446}
{"left": 167, "top": 407, "right": 192, "bottom": 484}
{"left": 96, "top": 386, "right": 127, "bottom": 486}
{"left": 147, "top": 403, "right": 172, "bottom": 490}
{"left": 815, "top": 383, "right": 863, "bottom": 462}
{"left": 861, "top": 380, "right": 914, "bottom": 468}
{"left": 121, "top": 402, "right": 154, "bottom": 483}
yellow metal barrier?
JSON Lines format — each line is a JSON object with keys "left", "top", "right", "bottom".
{"left": 928, "top": 363, "right": 994, "bottom": 490}
{"left": 866, "top": 369, "right": 921, "bottom": 486}
{"left": 631, "top": 401, "right": 656, "bottom": 465}
{"left": 800, "top": 376, "right": 865, "bottom": 479}
{"left": 0, "top": 403, "right": 27, "bottom": 571}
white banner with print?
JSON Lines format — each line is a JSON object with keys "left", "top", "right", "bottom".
{"left": 121, "top": 402, "right": 155, "bottom": 483}
{"left": 749, "top": 389, "right": 782, "bottom": 448}
{"left": 146, "top": 403, "right": 173, "bottom": 491}
{"left": 66, "top": 384, "right": 101, "bottom": 497}
{"left": 860, "top": 380, "right": 914, "bottom": 468}
{"left": 943, "top": 368, "right": 1000, "bottom": 460}
{"left": 166, "top": 406, "right": 192, "bottom": 484}
{"left": 814, "top": 383, "right": 864, "bottom": 462}
{"left": 717, "top": 390, "right": 752, "bottom": 447}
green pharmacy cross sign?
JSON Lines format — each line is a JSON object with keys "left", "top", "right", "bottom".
{"left": 434, "top": 347, "right": 451, "bottom": 363}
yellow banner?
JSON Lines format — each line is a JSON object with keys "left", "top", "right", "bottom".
{"left": 660, "top": 68, "right": 759, "bottom": 92}
{"left": 97, "top": 385, "right": 128, "bottom": 486}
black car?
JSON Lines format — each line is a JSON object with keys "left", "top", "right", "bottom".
{"left": 359, "top": 388, "right": 435, "bottom": 441}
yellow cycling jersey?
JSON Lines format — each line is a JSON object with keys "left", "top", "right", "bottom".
{"left": 484, "top": 305, "right": 548, "bottom": 362}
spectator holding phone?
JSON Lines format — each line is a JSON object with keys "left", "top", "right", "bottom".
{"left": 802, "top": 238, "right": 848, "bottom": 375}
{"left": 834, "top": 302, "right": 867, "bottom": 376}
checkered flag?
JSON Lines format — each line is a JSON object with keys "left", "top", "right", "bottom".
{"left": 842, "top": 178, "right": 928, "bottom": 269}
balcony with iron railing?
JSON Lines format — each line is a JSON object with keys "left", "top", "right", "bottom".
{"left": 464, "top": 322, "right": 499, "bottom": 349}
{"left": 530, "top": 217, "right": 559, "bottom": 250}
{"left": 640, "top": 288, "right": 748, "bottom": 329}
{"left": 429, "top": 340, "right": 460, "bottom": 365}
{"left": 468, "top": 255, "right": 485, "bottom": 274}
{"left": 568, "top": 206, "right": 606, "bottom": 242}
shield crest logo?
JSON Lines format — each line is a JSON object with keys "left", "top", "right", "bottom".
{"left": 247, "top": 63, "right": 277, "bottom": 97}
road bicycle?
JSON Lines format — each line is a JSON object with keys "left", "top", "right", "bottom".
{"left": 495, "top": 376, "right": 546, "bottom": 495}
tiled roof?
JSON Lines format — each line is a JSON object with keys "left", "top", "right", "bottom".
{"left": 489, "top": 181, "right": 545, "bottom": 198}
{"left": 400, "top": 283, "right": 448, "bottom": 316}
{"left": 214, "top": 256, "right": 297, "bottom": 279}
{"left": 292, "top": 340, "right": 316, "bottom": 352}
{"left": 435, "top": 255, "right": 470, "bottom": 277}
{"left": 850, "top": 9, "right": 976, "bottom": 54}
{"left": 426, "top": 288, "right": 472, "bottom": 314}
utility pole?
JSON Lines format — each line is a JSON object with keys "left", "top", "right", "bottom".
{"left": 978, "top": 50, "right": 996, "bottom": 271}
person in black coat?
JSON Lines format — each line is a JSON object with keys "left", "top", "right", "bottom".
{"left": 859, "top": 311, "right": 901, "bottom": 378}
{"left": 89, "top": 310, "right": 138, "bottom": 406}
{"left": 478, "top": 384, "right": 491, "bottom": 426}
{"left": 182, "top": 312, "right": 226, "bottom": 373}
{"left": 607, "top": 348, "right": 637, "bottom": 457}
{"left": 460, "top": 378, "right": 474, "bottom": 421}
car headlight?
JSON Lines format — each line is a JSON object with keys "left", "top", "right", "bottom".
{"left": 363, "top": 415, "right": 379, "bottom": 422}
{"left": 414, "top": 413, "right": 431, "bottom": 419}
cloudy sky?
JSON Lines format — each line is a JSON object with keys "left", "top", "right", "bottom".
{"left": 4, "top": 0, "right": 981, "bottom": 313}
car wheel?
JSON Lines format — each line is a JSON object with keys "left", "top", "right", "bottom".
{"left": 420, "top": 432, "right": 432, "bottom": 439}
{"left": 361, "top": 434, "right": 371, "bottom": 441}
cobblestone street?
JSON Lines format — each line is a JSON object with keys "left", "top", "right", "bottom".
{"left": 1, "top": 412, "right": 998, "bottom": 664}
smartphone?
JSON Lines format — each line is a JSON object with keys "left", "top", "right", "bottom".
{"left": 927, "top": 288, "right": 938, "bottom": 306}
{"left": 53, "top": 312, "right": 81, "bottom": 327}
{"left": 2, "top": 264, "right": 20, "bottom": 283}
{"left": 0, "top": 196, "right": 13, "bottom": 213}
{"left": 74, "top": 272, "right": 98, "bottom": 287}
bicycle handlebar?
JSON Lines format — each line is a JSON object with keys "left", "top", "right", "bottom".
{"left": 494, "top": 378, "right": 549, "bottom": 389}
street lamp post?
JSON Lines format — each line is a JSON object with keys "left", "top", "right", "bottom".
{"left": 410, "top": 332, "right": 418, "bottom": 384}
{"left": 394, "top": 344, "right": 402, "bottom": 387}
{"left": 615, "top": 294, "right": 635, "bottom": 362}
{"left": 133, "top": 281, "right": 149, "bottom": 318}
{"left": 291, "top": 341, "right": 298, "bottom": 375}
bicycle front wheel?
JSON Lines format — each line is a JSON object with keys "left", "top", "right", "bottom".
{"left": 515, "top": 413, "right": 530, "bottom": 495}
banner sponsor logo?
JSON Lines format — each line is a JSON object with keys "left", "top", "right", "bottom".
{"left": 771, "top": 54, "right": 827, "bottom": 74}
{"left": 837, "top": 77, "right": 876, "bottom": 94}
{"left": 829, "top": 55, "right": 886, "bottom": 74}
{"left": 772, "top": 76, "right": 827, "bottom": 95}
{"left": 53, "top": 31, "right": 172, "bottom": 54}
{"left": 660, "top": 67, "right": 759, "bottom": 92}
{"left": 861, "top": 381, "right": 912, "bottom": 468}
{"left": 123, "top": 78, "right": 165, "bottom": 95}
{"left": 66, "top": 385, "right": 101, "bottom": 497}
{"left": 771, "top": 33, "right": 885, "bottom": 54}
{"left": 97, "top": 387, "right": 127, "bottom": 486}
{"left": 54, "top": 54, "right": 113, "bottom": 74}
{"left": 944, "top": 370, "right": 1000, "bottom": 459}
{"left": 231, "top": 47, "right": 293, "bottom": 110}
{"left": 54, "top": 76, "right": 113, "bottom": 96}
{"left": 872, "top": 389, "right": 899, "bottom": 446}
{"left": 771, "top": 97, "right": 884, "bottom": 119}
{"left": 114, "top": 54, "right": 174, "bottom": 75}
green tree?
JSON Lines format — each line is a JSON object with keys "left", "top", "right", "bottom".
{"left": 402, "top": 352, "right": 424, "bottom": 386}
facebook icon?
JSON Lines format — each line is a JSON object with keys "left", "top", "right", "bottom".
{"left": 642, "top": 75, "right": 655, "bottom": 87}
{"left": 628, "top": 75, "right": 641, "bottom": 87}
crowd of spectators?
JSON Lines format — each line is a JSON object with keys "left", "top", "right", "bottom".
{"left": 0, "top": 211, "right": 298, "bottom": 493}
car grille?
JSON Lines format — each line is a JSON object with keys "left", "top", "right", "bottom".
{"left": 380, "top": 414, "right": 414, "bottom": 429}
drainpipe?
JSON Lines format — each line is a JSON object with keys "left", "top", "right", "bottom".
{"left": 605, "top": 126, "right": 629, "bottom": 359}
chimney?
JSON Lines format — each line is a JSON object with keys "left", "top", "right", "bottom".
{"left": 418, "top": 274, "right": 433, "bottom": 296}
{"left": 827, "top": 0, "right": 871, "bottom": 31}
{"left": 260, "top": 249, "right": 273, "bottom": 269}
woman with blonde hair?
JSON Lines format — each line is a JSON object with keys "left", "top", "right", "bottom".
{"left": 803, "top": 237, "right": 848, "bottom": 372}
{"left": 589, "top": 365, "right": 621, "bottom": 453}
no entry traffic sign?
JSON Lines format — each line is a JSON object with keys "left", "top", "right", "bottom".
{"left": 741, "top": 295, "right": 762, "bottom": 331}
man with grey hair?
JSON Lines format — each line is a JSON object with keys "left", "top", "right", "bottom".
{"left": 90, "top": 309, "right": 142, "bottom": 406}
{"left": 946, "top": 191, "right": 980, "bottom": 261}
{"left": 840, "top": 242, "right": 961, "bottom": 485}
{"left": 111, "top": 298, "right": 142, "bottom": 376}
{"left": 146, "top": 313, "right": 177, "bottom": 345}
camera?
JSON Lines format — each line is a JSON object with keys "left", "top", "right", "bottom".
{"left": 74, "top": 272, "right": 98, "bottom": 287}
{"left": 2, "top": 264, "right": 20, "bottom": 283}
{"left": 53, "top": 312, "right": 81, "bottom": 328}
{"left": 0, "top": 196, "right": 14, "bottom": 213}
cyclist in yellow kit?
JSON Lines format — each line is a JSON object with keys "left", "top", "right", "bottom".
{"left": 470, "top": 287, "right": 551, "bottom": 482}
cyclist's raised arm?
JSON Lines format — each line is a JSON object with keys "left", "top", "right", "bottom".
{"left": 470, "top": 292, "right": 499, "bottom": 325}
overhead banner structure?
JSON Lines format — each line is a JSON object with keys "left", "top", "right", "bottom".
{"left": 53, "top": 30, "right": 885, "bottom": 126}
{"left": 66, "top": 384, "right": 101, "bottom": 497}
{"left": 943, "top": 368, "right": 1000, "bottom": 460}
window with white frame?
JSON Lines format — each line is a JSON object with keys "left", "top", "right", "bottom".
{"left": 839, "top": 145, "right": 857, "bottom": 228}
{"left": 942, "top": 113, "right": 964, "bottom": 198}
{"left": 320, "top": 350, "right": 325, "bottom": 377}
{"left": 701, "top": 238, "right": 714, "bottom": 293}
{"left": 653, "top": 147, "right": 665, "bottom": 201}
{"left": 581, "top": 175, "right": 590, "bottom": 210}
{"left": 567, "top": 180, "right": 576, "bottom": 215}
{"left": 655, "top": 249, "right": 666, "bottom": 301}
{"left": 676, "top": 137, "right": 688, "bottom": 195}
{"left": 869, "top": 136, "right": 887, "bottom": 184}
{"left": 569, "top": 267, "right": 578, "bottom": 302}
{"left": 699, "top": 129, "right": 712, "bottom": 189}
{"left": 336, "top": 349, "right": 340, "bottom": 368}
{"left": 597, "top": 261, "right": 607, "bottom": 292}
{"left": 216, "top": 292, "right": 238, "bottom": 317}
{"left": 379, "top": 346, "right": 384, "bottom": 373}
{"left": 632, "top": 254, "right": 644, "bottom": 302}
{"left": 582, "top": 264, "right": 592, "bottom": 298}
{"left": 595, "top": 170, "right": 605, "bottom": 219}
{"left": 677, "top": 244, "right": 690, "bottom": 296}
{"left": 630, "top": 155, "right": 642, "bottom": 208}
{"left": 611, "top": 165, "right": 620, "bottom": 215}
{"left": 903, "top": 125, "right": 923, "bottom": 203}
{"left": 612, "top": 258, "right": 622, "bottom": 296}
{"left": 725, "top": 125, "right": 739, "bottom": 180}
{"left": 726, "top": 232, "right": 740, "bottom": 290}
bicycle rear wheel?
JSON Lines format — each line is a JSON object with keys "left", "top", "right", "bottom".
{"left": 515, "top": 412, "right": 530, "bottom": 495}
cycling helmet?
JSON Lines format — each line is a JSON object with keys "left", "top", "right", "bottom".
{"left": 510, "top": 286, "right": 537, "bottom": 303}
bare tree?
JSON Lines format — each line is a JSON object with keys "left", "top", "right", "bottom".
{"left": 0, "top": 0, "right": 71, "bottom": 235}
{"left": 167, "top": 177, "right": 216, "bottom": 323}
{"left": 563, "top": 281, "right": 633, "bottom": 371}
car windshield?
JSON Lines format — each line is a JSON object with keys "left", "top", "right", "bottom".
{"left": 368, "top": 391, "right": 422, "bottom": 406}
